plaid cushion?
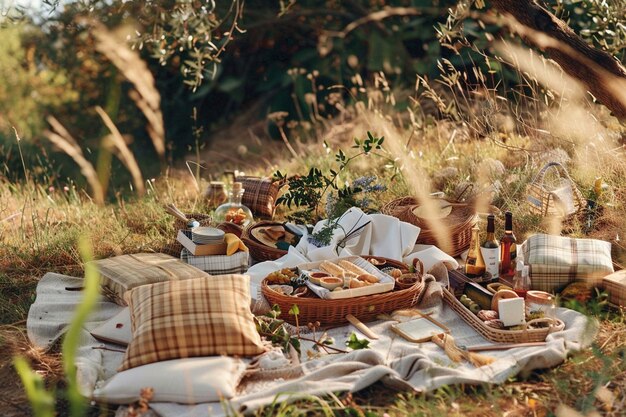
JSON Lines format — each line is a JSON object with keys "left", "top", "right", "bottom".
{"left": 235, "top": 176, "right": 283, "bottom": 219}
{"left": 602, "top": 270, "right": 626, "bottom": 307}
{"left": 521, "top": 234, "right": 613, "bottom": 293}
{"left": 91, "top": 253, "right": 209, "bottom": 306}
{"left": 120, "top": 274, "right": 266, "bottom": 371}
{"left": 180, "top": 248, "right": 249, "bottom": 275}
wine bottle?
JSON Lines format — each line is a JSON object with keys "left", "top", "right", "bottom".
{"left": 480, "top": 214, "right": 500, "bottom": 279}
{"left": 499, "top": 211, "right": 517, "bottom": 279}
{"left": 465, "top": 225, "right": 486, "bottom": 278}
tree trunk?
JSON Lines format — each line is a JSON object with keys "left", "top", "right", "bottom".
{"left": 490, "top": 0, "right": 626, "bottom": 120}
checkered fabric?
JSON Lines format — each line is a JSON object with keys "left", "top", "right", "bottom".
{"left": 602, "top": 270, "right": 626, "bottom": 307}
{"left": 235, "top": 176, "right": 283, "bottom": 219}
{"left": 119, "top": 274, "right": 266, "bottom": 371}
{"left": 91, "top": 253, "right": 210, "bottom": 306}
{"left": 521, "top": 234, "right": 613, "bottom": 293}
{"left": 180, "top": 248, "right": 249, "bottom": 274}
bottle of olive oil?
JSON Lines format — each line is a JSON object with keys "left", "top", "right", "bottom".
{"left": 499, "top": 211, "right": 517, "bottom": 279}
{"left": 481, "top": 214, "right": 500, "bottom": 279}
{"left": 465, "top": 225, "right": 486, "bottom": 278}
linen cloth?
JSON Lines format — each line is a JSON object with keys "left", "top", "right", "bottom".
{"left": 28, "top": 272, "right": 594, "bottom": 417}
{"left": 520, "top": 234, "right": 613, "bottom": 292}
{"left": 180, "top": 248, "right": 249, "bottom": 275}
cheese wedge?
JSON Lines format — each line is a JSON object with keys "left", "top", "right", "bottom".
{"left": 224, "top": 233, "right": 240, "bottom": 256}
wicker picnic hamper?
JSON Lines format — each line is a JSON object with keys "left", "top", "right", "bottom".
{"left": 161, "top": 213, "right": 212, "bottom": 256}
{"left": 262, "top": 278, "right": 425, "bottom": 326}
{"left": 381, "top": 197, "right": 476, "bottom": 257}
{"left": 526, "top": 162, "right": 586, "bottom": 218}
{"left": 443, "top": 288, "right": 564, "bottom": 343}
{"left": 242, "top": 221, "right": 289, "bottom": 261}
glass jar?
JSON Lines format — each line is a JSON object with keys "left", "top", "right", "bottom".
{"left": 213, "top": 182, "right": 253, "bottom": 227}
{"left": 526, "top": 290, "right": 556, "bottom": 319}
{"left": 204, "top": 181, "right": 228, "bottom": 209}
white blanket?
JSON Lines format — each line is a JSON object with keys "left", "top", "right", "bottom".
{"left": 28, "top": 272, "right": 595, "bottom": 417}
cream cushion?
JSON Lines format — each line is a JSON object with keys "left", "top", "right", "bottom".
{"left": 92, "top": 356, "right": 247, "bottom": 404}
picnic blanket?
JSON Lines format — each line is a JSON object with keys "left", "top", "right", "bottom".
{"left": 27, "top": 271, "right": 596, "bottom": 417}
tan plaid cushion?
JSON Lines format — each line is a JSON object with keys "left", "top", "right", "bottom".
{"left": 235, "top": 176, "right": 283, "bottom": 219}
{"left": 119, "top": 274, "right": 266, "bottom": 371}
{"left": 521, "top": 234, "right": 613, "bottom": 293}
{"left": 91, "top": 253, "right": 210, "bottom": 306}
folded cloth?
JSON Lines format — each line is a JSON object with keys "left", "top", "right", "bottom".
{"left": 295, "top": 208, "right": 420, "bottom": 261}
{"left": 180, "top": 248, "right": 249, "bottom": 275}
{"left": 403, "top": 244, "right": 459, "bottom": 273}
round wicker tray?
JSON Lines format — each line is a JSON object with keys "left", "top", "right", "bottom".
{"left": 262, "top": 275, "right": 424, "bottom": 326}
{"left": 443, "top": 289, "right": 565, "bottom": 343}
{"left": 381, "top": 197, "right": 476, "bottom": 257}
{"left": 242, "top": 221, "right": 290, "bottom": 261}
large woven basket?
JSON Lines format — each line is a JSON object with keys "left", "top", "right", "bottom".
{"left": 262, "top": 259, "right": 420, "bottom": 326}
{"left": 242, "top": 221, "right": 289, "bottom": 261}
{"left": 443, "top": 288, "right": 564, "bottom": 343}
{"left": 381, "top": 197, "right": 476, "bottom": 257}
{"left": 526, "top": 162, "right": 586, "bottom": 218}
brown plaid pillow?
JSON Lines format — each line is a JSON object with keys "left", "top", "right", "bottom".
{"left": 119, "top": 274, "right": 266, "bottom": 371}
{"left": 521, "top": 234, "right": 613, "bottom": 293}
{"left": 91, "top": 253, "right": 210, "bottom": 306}
{"left": 235, "top": 176, "right": 283, "bottom": 219}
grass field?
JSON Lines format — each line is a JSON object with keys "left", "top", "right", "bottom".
{"left": 1, "top": 104, "right": 626, "bottom": 416}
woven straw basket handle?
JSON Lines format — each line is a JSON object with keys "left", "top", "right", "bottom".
{"left": 533, "top": 162, "right": 573, "bottom": 187}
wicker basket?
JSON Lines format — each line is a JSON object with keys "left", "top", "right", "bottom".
{"left": 242, "top": 221, "right": 289, "bottom": 261}
{"left": 443, "top": 288, "right": 564, "bottom": 343}
{"left": 216, "top": 221, "right": 243, "bottom": 238}
{"left": 381, "top": 197, "right": 476, "bottom": 257}
{"left": 262, "top": 278, "right": 424, "bottom": 326}
{"left": 526, "top": 162, "right": 586, "bottom": 218}
{"left": 161, "top": 213, "right": 212, "bottom": 257}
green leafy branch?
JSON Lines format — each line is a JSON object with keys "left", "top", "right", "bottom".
{"left": 274, "top": 131, "right": 389, "bottom": 222}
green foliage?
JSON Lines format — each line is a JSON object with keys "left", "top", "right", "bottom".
{"left": 275, "top": 131, "right": 387, "bottom": 223}
{"left": 255, "top": 305, "right": 302, "bottom": 355}
{"left": 345, "top": 333, "right": 370, "bottom": 350}
{"left": 12, "top": 357, "right": 55, "bottom": 417}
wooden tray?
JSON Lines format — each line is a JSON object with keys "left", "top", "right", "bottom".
{"left": 443, "top": 288, "right": 564, "bottom": 343}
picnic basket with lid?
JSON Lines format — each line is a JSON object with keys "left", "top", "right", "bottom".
{"left": 526, "top": 162, "right": 586, "bottom": 218}
{"left": 381, "top": 197, "right": 476, "bottom": 257}
{"left": 261, "top": 256, "right": 416, "bottom": 326}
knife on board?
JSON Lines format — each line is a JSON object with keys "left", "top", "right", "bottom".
{"left": 346, "top": 314, "right": 379, "bottom": 340}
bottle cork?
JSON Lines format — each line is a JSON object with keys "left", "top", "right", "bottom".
{"left": 232, "top": 182, "right": 243, "bottom": 192}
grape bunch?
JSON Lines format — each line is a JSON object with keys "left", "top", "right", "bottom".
{"left": 266, "top": 268, "right": 297, "bottom": 284}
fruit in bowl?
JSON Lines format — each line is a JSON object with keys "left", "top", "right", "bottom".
{"left": 319, "top": 277, "right": 343, "bottom": 290}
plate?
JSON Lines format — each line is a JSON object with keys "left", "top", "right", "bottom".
{"left": 191, "top": 227, "right": 225, "bottom": 244}
{"left": 251, "top": 226, "right": 297, "bottom": 249}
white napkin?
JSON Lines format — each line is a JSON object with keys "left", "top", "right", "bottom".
{"left": 297, "top": 207, "right": 373, "bottom": 261}
{"left": 403, "top": 244, "right": 459, "bottom": 273}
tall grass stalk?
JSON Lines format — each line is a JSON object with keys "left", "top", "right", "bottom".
{"left": 62, "top": 236, "right": 101, "bottom": 417}
{"left": 95, "top": 106, "right": 146, "bottom": 196}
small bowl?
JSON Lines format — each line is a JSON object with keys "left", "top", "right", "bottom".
{"left": 309, "top": 271, "right": 330, "bottom": 285}
{"left": 395, "top": 273, "right": 420, "bottom": 290}
{"left": 319, "top": 277, "right": 343, "bottom": 290}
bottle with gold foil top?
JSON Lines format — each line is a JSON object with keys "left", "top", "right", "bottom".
{"left": 480, "top": 214, "right": 500, "bottom": 279}
{"left": 465, "top": 225, "right": 486, "bottom": 278}
{"left": 499, "top": 211, "right": 517, "bottom": 279}
{"left": 214, "top": 182, "right": 253, "bottom": 227}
